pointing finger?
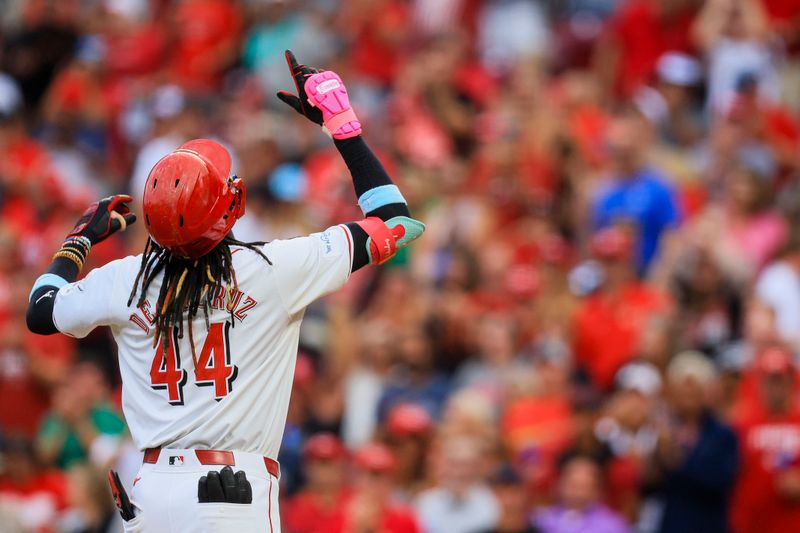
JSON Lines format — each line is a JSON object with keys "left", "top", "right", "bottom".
{"left": 285, "top": 50, "right": 300, "bottom": 72}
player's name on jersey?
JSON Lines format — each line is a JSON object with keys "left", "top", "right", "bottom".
{"left": 128, "top": 286, "right": 258, "bottom": 333}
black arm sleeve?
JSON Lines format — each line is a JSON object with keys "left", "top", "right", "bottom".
{"left": 334, "top": 137, "right": 410, "bottom": 221}
{"left": 334, "top": 136, "right": 399, "bottom": 197}
{"left": 334, "top": 136, "right": 411, "bottom": 272}
{"left": 26, "top": 257, "right": 80, "bottom": 335}
{"left": 345, "top": 222, "right": 370, "bottom": 271}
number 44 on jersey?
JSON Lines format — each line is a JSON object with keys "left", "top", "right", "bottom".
{"left": 150, "top": 322, "right": 238, "bottom": 405}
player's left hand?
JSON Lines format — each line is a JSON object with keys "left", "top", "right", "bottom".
{"left": 277, "top": 50, "right": 324, "bottom": 126}
{"left": 277, "top": 50, "right": 362, "bottom": 140}
{"left": 67, "top": 194, "right": 137, "bottom": 245}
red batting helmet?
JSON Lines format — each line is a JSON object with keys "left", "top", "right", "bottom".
{"left": 142, "top": 139, "right": 246, "bottom": 259}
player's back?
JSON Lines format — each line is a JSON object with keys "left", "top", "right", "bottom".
{"left": 53, "top": 226, "right": 353, "bottom": 458}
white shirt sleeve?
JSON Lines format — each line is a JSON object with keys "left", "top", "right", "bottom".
{"left": 268, "top": 225, "right": 353, "bottom": 315}
{"left": 52, "top": 259, "right": 124, "bottom": 338}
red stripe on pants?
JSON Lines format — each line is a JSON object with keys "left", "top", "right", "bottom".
{"left": 268, "top": 475, "right": 273, "bottom": 533}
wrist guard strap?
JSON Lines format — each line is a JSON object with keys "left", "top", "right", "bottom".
{"left": 355, "top": 216, "right": 425, "bottom": 265}
{"left": 305, "top": 71, "right": 362, "bottom": 140}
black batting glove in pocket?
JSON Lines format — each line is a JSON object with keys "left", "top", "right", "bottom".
{"left": 198, "top": 466, "right": 252, "bottom": 504}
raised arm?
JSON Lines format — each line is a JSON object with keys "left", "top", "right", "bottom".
{"left": 277, "top": 50, "right": 424, "bottom": 271}
{"left": 26, "top": 195, "right": 136, "bottom": 335}
{"left": 692, "top": 0, "right": 769, "bottom": 51}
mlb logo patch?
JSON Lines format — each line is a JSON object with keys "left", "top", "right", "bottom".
{"left": 169, "top": 455, "right": 185, "bottom": 466}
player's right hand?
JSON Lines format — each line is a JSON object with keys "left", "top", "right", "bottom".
{"left": 67, "top": 194, "right": 136, "bottom": 246}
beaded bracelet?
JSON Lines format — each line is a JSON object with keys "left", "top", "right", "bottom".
{"left": 53, "top": 249, "right": 85, "bottom": 270}
{"left": 61, "top": 242, "right": 88, "bottom": 259}
{"left": 63, "top": 236, "right": 91, "bottom": 255}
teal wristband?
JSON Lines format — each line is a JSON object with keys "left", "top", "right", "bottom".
{"left": 357, "top": 185, "right": 406, "bottom": 215}
{"left": 29, "top": 273, "right": 68, "bottom": 302}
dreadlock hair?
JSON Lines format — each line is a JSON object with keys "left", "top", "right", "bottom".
{"left": 127, "top": 235, "right": 271, "bottom": 366}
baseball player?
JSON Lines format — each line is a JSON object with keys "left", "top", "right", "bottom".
{"left": 26, "top": 51, "right": 424, "bottom": 532}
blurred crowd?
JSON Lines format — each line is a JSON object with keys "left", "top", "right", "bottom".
{"left": 1, "top": 0, "right": 800, "bottom": 532}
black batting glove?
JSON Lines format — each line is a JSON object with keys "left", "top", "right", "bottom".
{"left": 276, "top": 50, "right": 324, "bottom": 126}
{"left": 198, "top": 466, "right": 253, "bottom": 504}
{"left": 107, "top": 470, "right": 136, "bottom": 521}
{"left": 67, "top": 194, "right": 136, "bottom": 245}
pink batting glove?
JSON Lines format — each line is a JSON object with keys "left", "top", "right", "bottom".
{"left": 304, "top": 71, "right": 362, "bottom": 140}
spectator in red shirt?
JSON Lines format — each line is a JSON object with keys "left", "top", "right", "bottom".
{"left": 344, "top": 0, "right": 410, "bottom": 87}
{"left": 102, "top": 1, "right": 167, "bottom": 81}
{"left": 595, "top": 0, "right": 699, "bottom": 99}
{"left": 325, "top": 443, "right": 419, "bottom": 533}
{"left": 765, "top": 0, "right": 800, "bottom": 46}
{"left": 573, "top": 228, "right": 671, "bottom": 390}
{"left": 732, "top": 347, "right": 800, "bottom": 533}
{"left": 501, "top": 353, "right": 574, "bottom": 499}
{"left": 0, "top": 436, "right": 69, "bottom": 533}
{"left": 0, "top": 316, "right": 74, "bottom": 437}
{"left": 170, "top": 0, "right": 243, "bottom": 91}
{"left": 284, "top": 433, "right": 350, "bottom": 533}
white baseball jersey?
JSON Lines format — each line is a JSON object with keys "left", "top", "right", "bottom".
{"left": 52, "top": 225, "right": 353, "bottom": 459}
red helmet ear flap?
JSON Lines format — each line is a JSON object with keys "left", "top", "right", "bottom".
{"left": 230, "top": 176, "right": 246, "bottom": 219}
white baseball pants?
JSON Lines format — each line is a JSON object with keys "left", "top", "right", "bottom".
{"left": 122, "top": 448, "right": 281, "bottom": 532}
